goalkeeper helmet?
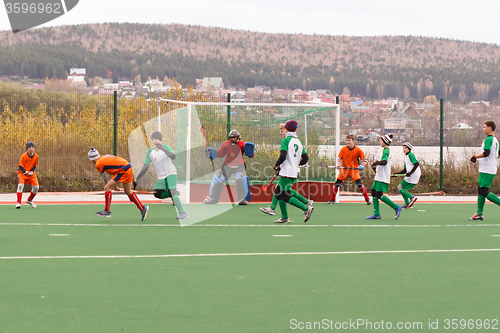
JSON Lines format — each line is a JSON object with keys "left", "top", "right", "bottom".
{"left": 88, "top": 147, "right": 100, "bottom": 161}
{"left": 228, "top": 130, "right": 241, "bottom": 141}
{"left": 26, "top": 141, "right": 35, "bottom": 149}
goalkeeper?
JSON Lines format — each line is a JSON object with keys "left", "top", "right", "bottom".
{"left": 327, "top": 134, "right": 370, "bottom": 205}
{"left": 204, "top": 129, "right": 255, "bottom": 205}
{"left": 469, "top": 121, "right": 500, "bottom": 221}
{"left": 135, "top": 131, "right": 187, "bottom": 220}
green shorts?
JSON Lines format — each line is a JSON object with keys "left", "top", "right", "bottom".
{"left": 154, "top": 174, "right": 177, "bottom": 191}
{"left": 478, "top": 173, "right": 495, "bottom": 188}
{"left": 371, "top": 180, "right": 389, "bottom": 193}
{"left": 278, "top": 177, "right": 296, "bottom": 191}
{"left": 400, "top": 179, "right": 416, "bottom": 190}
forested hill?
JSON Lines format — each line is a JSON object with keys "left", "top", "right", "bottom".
{"left": 0, "top": 23, "right": 499, "bottom": 99}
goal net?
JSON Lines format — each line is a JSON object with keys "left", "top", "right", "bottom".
{"left": 128, "top": 100, "right": 340, "bottom": 207}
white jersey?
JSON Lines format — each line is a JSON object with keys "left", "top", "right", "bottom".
{"left": 404, "top": 152, "right": 421, "bottom": 184}
{"left": 374, "top": 147, "right": 391, "bottom": 184}
{"left": 479, "top": 135, "right": 499, "bottom": 175}
{"left": 279, "top": 132, "right": 305, "bottom": 178}
{"left": 144, "top": 145, "right": 177, "bottom": 179}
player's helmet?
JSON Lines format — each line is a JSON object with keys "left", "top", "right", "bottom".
{"left": 228, "top": 130, "right": 241, "bottom": 141}
{"left": 26, "top": 141, "right": 35, "bottom": 149}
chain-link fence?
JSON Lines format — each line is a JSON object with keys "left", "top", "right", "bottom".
{"left": 1, "top": 89, "right": 499, "bottom": 194}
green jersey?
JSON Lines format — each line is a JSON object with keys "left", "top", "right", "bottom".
{"left": 278, "top": 132, "right": 306, "bottom": 178}
{"left": 479, "top": 135, "right": 499, "bottom": 175}
{"left": 144, "top": 144, "right": 177, "bottom": 179}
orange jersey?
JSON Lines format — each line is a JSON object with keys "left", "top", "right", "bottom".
{"left": 18, "top": 152, "right": 39, "bottom": 185}
{"left": 95, "top": 154, "right": 133, "bottom": 183}
{"left": 338, "top": 146, "right": 365, "bottom": 168}
{"left": 18, "top": 152, "right": 39, "bottom": 175}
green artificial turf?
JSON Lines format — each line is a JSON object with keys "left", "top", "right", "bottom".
{"left": 0, "top": 202, "right": 499, "bottom": 332}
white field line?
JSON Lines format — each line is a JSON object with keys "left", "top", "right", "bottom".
{"left": 1, "top": 248, "right": 500, "bottom": 260}
{"left": 1, "top": 223, "right": 500, "bottom": 228}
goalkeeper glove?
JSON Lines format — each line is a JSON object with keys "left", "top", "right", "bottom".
{"left": 358, "top": 165, "right": 364, "bottom": 170}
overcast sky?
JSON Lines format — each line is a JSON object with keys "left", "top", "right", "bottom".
{"left": 1, "top": 0, "right": 499, "bottom": 45}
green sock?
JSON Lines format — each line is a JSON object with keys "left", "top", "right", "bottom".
{"left": 381, "top": 195, "right": 399, "bottom": 210}
{"left": 477, "top": 195, "right": 486, "bottom": 216}
{"left": 289, "top": 197, "right": 308, "bottom": 211}
{"left": 373, "top": 197, "right": 380, "bottom": 216}
{"left": 172, "top": 194, "right": 185, "bottom": 214}
{"left": 399, "top": 188, "right": 412, "bottom": 205}
{"left": 270, "top": 195, "right": 278, "bottom": 210}
{"left": 291, "top": 189, "right": 309, "bottom": 204}
{"left": 487, "top": 192, "right": 500, "bottom": 206}
{"left": 278, "top": 200, "right": 288, "bottom": 219}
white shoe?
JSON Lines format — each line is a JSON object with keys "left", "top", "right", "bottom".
{"left": 304, "top": 206, "right": 314, "bottom": 222}
{"left": 15, "top": 203, "right": 21, "bottom": 209}
{"left": 26, "top": 200, "right": 36, "bottom": 208}
{"left": 203, "top": 195, "right": 218, "bottom": 204}
{"left": 307, "top": 199, "right": 314, "bottom": 207}
{"left": 260, "top": 206, "right": 276, "bottom": 215}
{"left": 273, "top": 218, "right": 291, "bottom": 224}
{"left": 176, "top": 213, "right": 188, "bottom": 219}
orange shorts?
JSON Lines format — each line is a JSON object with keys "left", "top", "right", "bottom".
{"left": 337, "top": 169, "right": 360, "bottom": 182}
{"left": 112, "top": 168, "right": 134, "bottom": 183}
{"left": 18, "top": 172, "right": 39, "bottom": 186}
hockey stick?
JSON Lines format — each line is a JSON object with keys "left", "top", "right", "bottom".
{"left": 414, "top": 191, "right": 445, "bottom": 196}
{"left": 319, "top": 162, "right": 360, "bottom": 170}
{"left": 262, "top": 171, "right": 279, "bottom": 191}
{"left": 391, "top": 174, "right": 406, "bottom": 177}
{"left": 134, "top": 190, "right": 155, "bottom": 194}
{"left": 95, "top": 189, "right": 154, "bottom": 195}
{"left": 200, "top": 126, "right": 215, "bottom": 172}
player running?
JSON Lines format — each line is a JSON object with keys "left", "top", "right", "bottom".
{"left": 260, "top": 123, "right": 312, "bottom": 215}
{"left": 273, "top": 120, "right": 313, "bottom": 224}
{"left": 135, "top": 131, "right": 187, "bottom": 220}
{"left": 469, "top": 121, "right": 500, "bottom": 220}
{"left": 16, "top": 141, "right": 39, "bottom": 209}
{"left": 394, "top": 142, "right": 421, "bottom": 209}
{"left": 327, "top": 134, "right": 370, "bottom": 205}
{"left": 366, "top": 134, "right": 403, "bottom": 220}
{"left": 88, "top": 147, "right": 149, "bottom": 221}
{"left": 204, "top": 129, "right": 255, "bottom": 205}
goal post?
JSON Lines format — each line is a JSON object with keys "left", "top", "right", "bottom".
{"left": 128, "top": 99, "right": 340, "bottom": 204}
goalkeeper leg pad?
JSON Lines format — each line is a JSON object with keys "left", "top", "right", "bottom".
{"left": 205, "top": 175, "right": 224, "bottom": 204}
{"left": 235, "top": 176, "right": 251, "bottom": 203}
{"left": 209, "top": 174, "right": 224, "bottom": 197}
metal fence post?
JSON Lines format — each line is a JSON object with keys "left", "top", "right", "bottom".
{"left": 114, "top": 91, "right": 118, "bottom": 156}
{"left": 227, "top": 93, "right": 231, "bottom": 137}
{"left": 440, "top": 98, "right": 444, "bottom": 192}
